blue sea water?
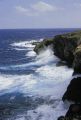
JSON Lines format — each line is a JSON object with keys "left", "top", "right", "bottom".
{"left": 0, "top": 29, "right": 78, "bottom": 120}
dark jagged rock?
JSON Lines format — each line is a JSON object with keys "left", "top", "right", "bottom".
{"left": 62, "top": 77, "right": 81, "bottom": 102}
{"left": 53, "top": 31, "right": 81, "bottom": 73}
{"left": 53, "top": 30, "right": 81, "bottom": 65}
{"left": 53, "top": 35, "right": 78, "bottom": 65}
{"left": 65, "top": 104, "right": 81, "bottom": 118}
{"left": 56, "top": 61, "right": 68, "bottom": 67}
{"left": 57, "top": 104, "right": 81, "bottom": 120}
{"left": 65, "top": 104, "right": 81, "bottom": 120}
{"left": 57, "top": 116, "right": 65, "bottom": 120}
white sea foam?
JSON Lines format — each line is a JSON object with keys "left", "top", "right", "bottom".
{"left": 0, "top": 75, "right": 14, "bottom": 91}
{"left": 0, "top": 46, "right": 73, "bottom": 97}
{"left": 11, "top": 40, "right": 36, "bottom": 48}
{"left": 14, "top": 48, "right": 27, "bottom": 51}
{"left": 11, "top": 40, "right": 36, "bottom": 54}
{"left": 35, "top": 48, "right": 58, "bottom": 64}
{"left": 0, "top": 41, "right": 74, "bottom": 120}
{"left": 15, "top": 101, "right": 69, "bottom": 120}
{"left": 0, "top": 47, "right": 73, "bottom": 98}
{"left": 11, "top": 39, "right": 43, "bottom": 51}
{"left": 26, "top": 51, "right": 36, "bottom": 57}
{"left": 0, "top": 48, "right": 56, "bottom": 70}
{"left": 35, "top": 65, "right": 73, "bottom": 98}
{"left": 27, "top": 101, "right": 68, "bottom": 120}
{"left": 0, "top": 48, "right": 73, "bottom": 97}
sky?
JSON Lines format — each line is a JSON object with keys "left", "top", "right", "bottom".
{"left": 0, "top": 0, "right": 81, "bottom": 29}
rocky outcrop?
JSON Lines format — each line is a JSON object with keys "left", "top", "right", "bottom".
{"left": 58, "top": 104, "right": 81, "bottom": 120}
{"left": 61, "top": 77, "right": 81, "bottom": 120}
{"left": 53, "top": 31, "right": 81, "bottom": 66}
{"left": 62, "top": 77, "right": 81, "bottom": 102}
{"left": 53, "top": 35, "right": 78, "bottom": 65}
{"left": 65, "top": 104, "right": 81, "bottom": 118}
{"left": 34, "top": 30, "right": 81, "bottom": 120}
{"left": 34, "top": 30, "right": 81, "bottom": 72}
{"left": 54, "top": 31, "right": 81, "bottom": 72}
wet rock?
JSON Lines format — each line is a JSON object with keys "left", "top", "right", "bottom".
{"left": 57, "top": 116, "right": 65, "bottom": 120}
{"left": 56, "top": 61, "right": 69, "bottom": 67}
{"left": 62, "top": 77, "right": 81, "bottom": 102}
{"left": 53, "top": 35, "right": 78, "bottom": 65}
{"left": 58, "top": 104, "right": 81, "bottom": 120}
{"left": 65, "top": 104, "right": 81, "bottom": 120}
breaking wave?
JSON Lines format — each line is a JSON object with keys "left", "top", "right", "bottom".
{"left": 0, "top": 40, "right": 73, "bottom": 120}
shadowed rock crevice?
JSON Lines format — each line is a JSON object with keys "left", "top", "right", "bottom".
{"left": 62, "top": 77, "right": 81, "bottom": 102}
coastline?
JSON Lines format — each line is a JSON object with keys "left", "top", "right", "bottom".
{"left": 34, "top": 30, "right": 81, "bottom": 120}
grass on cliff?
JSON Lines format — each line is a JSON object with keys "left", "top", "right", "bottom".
{"left": 62, "top": 30, "right": 81, "bottom": 39}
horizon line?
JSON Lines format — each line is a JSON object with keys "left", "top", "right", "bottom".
{"left": 0, "top": 28, "right": 81, "bottom": 30}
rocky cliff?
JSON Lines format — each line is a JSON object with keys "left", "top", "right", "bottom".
{"left": 34, "top": 30, "right": 81, "bottom": 73}
{"left": 34, "top": 38, "right": 54, "bottom": 54}
{"left": 34, "top": 30, "right": 81, "bottom": 120}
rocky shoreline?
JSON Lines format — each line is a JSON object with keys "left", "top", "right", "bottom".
{"left": 34, "top": 30, "right": 81, "bottom": 120}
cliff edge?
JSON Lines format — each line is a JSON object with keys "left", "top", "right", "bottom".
{"left": 34, "top": 30, "right": 81, "bottom": 74}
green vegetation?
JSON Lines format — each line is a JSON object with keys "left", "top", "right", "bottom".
{"left": 62, "top": 30, "right": 81, "bottom": 39}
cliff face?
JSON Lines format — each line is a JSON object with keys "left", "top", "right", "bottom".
{"left": 34, "top": 30, "right": 81, "bottom": 73}
{"left": 62, "top": 77, "right": 81, "bottom": 102}
{"left": 53, "top": 35, "right": 78, "bottom": 65}
{"left": 54, "top": 31, "right": 81, "bottom": 72}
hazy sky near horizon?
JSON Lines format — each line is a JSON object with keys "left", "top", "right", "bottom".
{"left": 0, "top": 0, "right": 81, "bottom": 29}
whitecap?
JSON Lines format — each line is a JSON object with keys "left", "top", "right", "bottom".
{"left": 0, "top": 46, "right": 73, "bottom": 120}
{"left": 27, "top": 101, "right": 69, "bottom": 120}
{"left": 0, "top": 48, "right": 73, "bottom": 97}
{"left": 26, "top": 51, "right": 36, "bottom": 57}
{"left": 11, "top": 40, "right": 37, "bottom": 48}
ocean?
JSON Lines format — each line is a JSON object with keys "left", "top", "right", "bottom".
{"left": 0, "top": 28, "right": 78, "bottom": 120}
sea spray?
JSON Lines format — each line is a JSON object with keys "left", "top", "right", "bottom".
{"left": 0, "top": 41, "right": 73, "bottom": 120}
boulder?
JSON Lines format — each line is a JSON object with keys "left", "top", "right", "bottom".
{"left": 65, "top": 104, "right": 81, "bottom": 120}
{"left": 62, "top": 77, "right": 81, "bottom": 102}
